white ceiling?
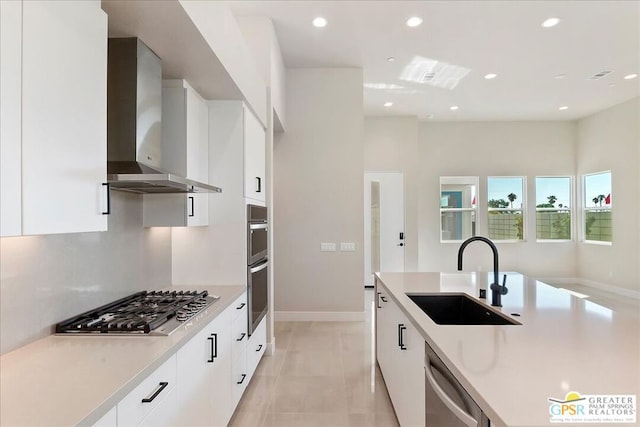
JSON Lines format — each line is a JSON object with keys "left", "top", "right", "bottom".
{"left": 227, "top": 0, "right": 640, "bottom": 121}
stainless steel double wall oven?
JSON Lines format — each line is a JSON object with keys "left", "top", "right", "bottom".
{"left": 247, "top": 205, "right": 268, "bottom": 335}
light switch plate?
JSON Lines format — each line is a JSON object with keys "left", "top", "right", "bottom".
{"left": 340, "top": 242, "right": 356, "bottom": 252}
{"left": 320, "top": 242, "right": 337, "bottom": 252}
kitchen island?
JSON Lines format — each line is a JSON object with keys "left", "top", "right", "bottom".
{"left": 375, "top": 272, "right": 640, "bottom": 427}
{"left": 0, "top": 285, "right": 246, "bottom": 426}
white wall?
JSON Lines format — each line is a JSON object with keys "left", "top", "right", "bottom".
{"left": 576, "top": 97, "right": 639, "bottom": 291}
{"left": 0, "top": 192, "right": 171, "bottom": 354}
{"left": 363, "top": 117, "right": 419, "bottom": 272}
{"left": 274, "top": 68, "right": 364, "bottom": 317}
{"left": 236, "top": 16, "right": 286, "bottom": 132}
{"left": 179, "top": 0, "right": 267, "bottom": 125}
{"left": 417, "top": 121, "right": 578, "bottom": 277}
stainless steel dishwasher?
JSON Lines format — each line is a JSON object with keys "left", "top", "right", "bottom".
{"left": 425, "top": 342, "right": 490, "bottom": 426}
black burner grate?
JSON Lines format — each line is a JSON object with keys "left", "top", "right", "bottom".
{"left": 55, "top": 290, "right": 212, "bottom": 334}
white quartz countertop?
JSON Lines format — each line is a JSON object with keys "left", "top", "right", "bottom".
{"left": 0, "top": 285, "right": 245, "bottom": 427}
{"left": 375, "top": 272, "right": 640, "bottom": 427}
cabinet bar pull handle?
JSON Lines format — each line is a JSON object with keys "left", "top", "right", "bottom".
{"left": 236, "top": 333, "right": 246, "bottom": 341}
{"left": 188, "top": 196, "right": 195, "bottom": 217}
{"left": 256, "top": 344, "right": 263, "bottom": 352}
{"left": 376, "top": 292, "right": 382, "bottom": 308}
{"left": 141, "top": 382, "right": 168, "bottom": 403}
{"left": 207, "top": 333, "right": 217, "bottom": 362}
{"left": 398, "top": 324, "right": 407, "bottom": 350}
{"left": 236, "top": 302, "right": 246, "bottom": 310}
{"left": 102, "top": 183, "right": 111, "bottom": 215}
{"left": 237, "top": 374, "right": 247, "bottom": 385}
{"left": 256, "top": 177, "right": 262, "bottom": 193}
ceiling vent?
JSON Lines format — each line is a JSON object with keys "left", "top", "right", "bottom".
{"left": 589, "top": 70, "right": 613, "bottom": 80}
{"left": 421, "top": 72, "right": 438, "bottom": 83}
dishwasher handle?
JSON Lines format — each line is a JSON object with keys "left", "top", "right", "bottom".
{"left": 425, "top": 361, "right": 477, "bottom": 427}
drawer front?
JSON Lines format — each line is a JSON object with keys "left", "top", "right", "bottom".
{"left": 231, "top": 340, "right": 248, "bottom": 406}
{"left": 117, "top": 355, "right": 177, "bottom": 427}
{"left": 231, "top": 292, "right": 248, "bottom": 322}
{"left": 232, "top": 309, "right": 248, "bottom": 362}
{"left": 247, "top": 316, "right": 267, "bottom": 378}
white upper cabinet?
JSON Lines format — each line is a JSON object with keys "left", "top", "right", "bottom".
{"left": 143, "top": 80, "right": 210, "bottom": 227}
{"left": 244, "top": 106, "right": 267, "bottom": 203}
{"left": 209, "top": 101, "right": 266, "bottom": 205}
{"left": 1, "top": 0, "right": 108, "bottom": 236}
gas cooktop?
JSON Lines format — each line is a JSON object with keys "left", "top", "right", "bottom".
{"left": 55, "top": 290, "right": 219, "bottom": 336}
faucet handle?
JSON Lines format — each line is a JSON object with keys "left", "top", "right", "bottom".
{"left": 490, "top": 281, "right": 509, "bottom": 295}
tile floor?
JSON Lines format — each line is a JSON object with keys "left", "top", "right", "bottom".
{"left": 229, "top": 289, "right": 399, "bottom": 427}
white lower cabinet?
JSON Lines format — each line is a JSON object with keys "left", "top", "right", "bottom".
{"left": 176, "top": 304, "right": 233, "bottom": 427}
{"left": 231, "top": 294, "right": 249, "bottom": 407}
{"left": 97, "top": 291, "right": 266, "bottom": 427}
{"left": 246, "top": 317, "right": 267, "bottom": 379}
{"left": 376, "top": 282, "right": 425, "bottom": 427}
{"left": 117, "top": 355, "right": 178, "bottom": 427}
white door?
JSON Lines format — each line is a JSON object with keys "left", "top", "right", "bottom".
{"left": 364, "top": 172, "right": 405, "bottom": 286}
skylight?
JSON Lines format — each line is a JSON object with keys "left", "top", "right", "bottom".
{"left": 399, "top": 56, "right": 471, "bottom": 90}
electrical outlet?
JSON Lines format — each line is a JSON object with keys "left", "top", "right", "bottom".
{"left": 320, "top": 242, "right": 336, "bottom": 252}
{"left": 340, "top": 242, "right": 356, "bottom": 252}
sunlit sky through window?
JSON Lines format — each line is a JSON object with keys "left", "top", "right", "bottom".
{"left": 536, "top": 177, "right": 571, "bottom": 207}
{"left": 584, "top": 172, "right": 612, "bottom": 207}
{"left": 488, "top": 177, "right": 524, "bottom": 208}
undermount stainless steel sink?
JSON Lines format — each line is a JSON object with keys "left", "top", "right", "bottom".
{"left": 406, "top": 294, "right": 521, "bottom": 325}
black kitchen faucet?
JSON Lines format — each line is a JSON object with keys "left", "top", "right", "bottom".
{"left": 457, "top": 236, "right": 508, "bottom": 307}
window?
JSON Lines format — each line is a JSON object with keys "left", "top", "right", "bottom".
{"left": 487, "top": 177, "right": 525, "bottom": 241}
{"left": 583, "top": 171, "right": 612, "bottom": 243}
{"left": 535, "top": 177, "right": 572, "bottom": 241}
{"left": 440, "top": 177, "right": 478, "bottom": 242}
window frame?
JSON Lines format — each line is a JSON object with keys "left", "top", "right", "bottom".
{"left": 582, "top": 171, "right": 612, "bottom": 245}
{"left": 534, "top": 176, "right": 574, "bottom": 243}
{"left": 487, "top": 176, "right": 526, "bottom": 242}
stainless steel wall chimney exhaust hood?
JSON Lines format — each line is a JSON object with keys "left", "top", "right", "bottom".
{"left": 106, "top": 38, "right": 221, "bottom": 194}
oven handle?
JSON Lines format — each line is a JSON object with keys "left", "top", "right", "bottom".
{"left": 425, "top": 359, "right": 477, "bottom": 427}
{"left": 249, "top": 223, "right": 268, "bottom": 230}
{"left": 250, "top": 262, "right": 268, "bottom": 274}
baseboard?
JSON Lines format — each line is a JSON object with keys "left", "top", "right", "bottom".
{"left": 539, "top": 277, "right": 640, "bottom": 300}
{"left": 274, "top": 311, "right": 366, "bottom": 322}
{"left": 265, "top": 337, "right": 275, "bottom": 356}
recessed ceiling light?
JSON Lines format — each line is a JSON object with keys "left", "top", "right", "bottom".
{"left": 541, "top": 17, "right": 560, "bottom": 28}
{"left": 387, "top": 57, "right": 396, "bottom": 62}
{"left": 450, "top": 106, "right": 459, "bottom": 111}
{"left": 559, "top": 106, "right": 568, "bottom": 111}
{"left": 406, "top": 16, "right": 423, "bottom": 27}
{"left": 312, "top": 17, "right": 327, "bottom": 28}
{"left": 384, "top": 102, "right": 393, "bottom": 107}
{"left": 624, "top": 73, "right": 638, "bottom": 80}
{"left": 484, "top": 73, "right": 497, "bottom": 80}
{"left": 555, "top": 74, "right": 567, "bottom": 79}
